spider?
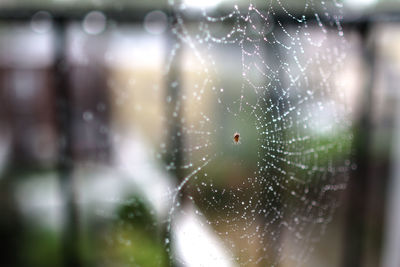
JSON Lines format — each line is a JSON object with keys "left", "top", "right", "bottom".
{"left": 233, "top": 132, "right": 240, "bottom": 144}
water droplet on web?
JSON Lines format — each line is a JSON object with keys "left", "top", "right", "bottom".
{"left": 171, "top": 81, "right": 179, "bottom": 88}
{"left": 83, "top": 111, "right": 93, "bottom": 121}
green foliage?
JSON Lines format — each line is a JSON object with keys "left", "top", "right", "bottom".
{"left": 92, "top": 195, "right": 169, "bottom": 267}
{"left": 21, "top": 226, "right": 62, "bottom": 267}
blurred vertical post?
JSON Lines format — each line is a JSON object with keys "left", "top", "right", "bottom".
{"left": 163, "top": 9, "right": 183, "bottom": 267}
{"left": 53, "top": 19, "right": 81, "bottom": 267}
{"left": 381, "top": 65, "right": 400, "bottom": 267}
{"left": 165, "top": 14, "right": 184, "bottom": 183}
{"left": 342, "top": 21, "right": 375, "bottom": 267}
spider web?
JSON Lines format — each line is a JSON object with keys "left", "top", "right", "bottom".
{"left": 161, "top": 0, "right": 352, "bottom": 266}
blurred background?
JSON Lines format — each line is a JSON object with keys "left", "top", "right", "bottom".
{"left": 0, "top": 0, "right": 399, "bottom": 267}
